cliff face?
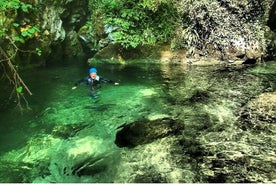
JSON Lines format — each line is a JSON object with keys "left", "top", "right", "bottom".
{"left": 38, "top": 0, "right": 88, "bottom": 63}
{"left": 173, "top": 0, "right": 275, "bottom": 62}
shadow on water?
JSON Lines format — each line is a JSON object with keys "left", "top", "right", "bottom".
{"left": 0, "top": 60, "right": 275, "bottom": 183}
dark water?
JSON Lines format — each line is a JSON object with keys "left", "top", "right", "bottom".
{"left": 0, "top": 61, "right": 275, "bottom": 182}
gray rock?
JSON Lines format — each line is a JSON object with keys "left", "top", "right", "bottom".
{"left": 174, "top": 0, "right": 275, "bottom": 61}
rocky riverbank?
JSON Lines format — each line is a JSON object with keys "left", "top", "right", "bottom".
{"left": 85, "top": 0, "right": 276, "bottom": 64}
{"left": 1, "top": 0, "right": 275, "bottom": 67}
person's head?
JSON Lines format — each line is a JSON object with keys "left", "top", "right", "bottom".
{"left": 89, "top": 68, "right": 97, "bottom": 79}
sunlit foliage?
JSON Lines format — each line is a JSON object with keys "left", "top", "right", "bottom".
{"left": 0, "top": 0, "right": 40, "bottom": 46}
{"left": 88, "top": 0, "right": 180, "bottom": 48}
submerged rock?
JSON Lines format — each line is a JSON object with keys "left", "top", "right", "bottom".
{"left": 0, "top": 161, "right": 33, "bottom": 183}
{"left": 239, "top": 92, "right": 276, "bottom": 133}
{"left": 115, "top": 117, "right": 184, "bottom": 148}
{"left": 197, "top": 92, "right": 276, "bottom": 183}
{"left": 51, "top": 123, "right": 88, "bottom": 139}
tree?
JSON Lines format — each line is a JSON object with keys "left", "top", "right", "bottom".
{"left": 0, "top": 0, "right": 41, "bottom": 110}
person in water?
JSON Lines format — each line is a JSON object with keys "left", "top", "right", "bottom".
{"left": 72, "top": 67, "right": 119, "bottom": 101}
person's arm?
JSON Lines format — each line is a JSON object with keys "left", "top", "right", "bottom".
{"left": 72, "top": 77, "right": 89, "bottom": 89}
{"left": 99, "top": 76, "right": 119, "bottom": 85}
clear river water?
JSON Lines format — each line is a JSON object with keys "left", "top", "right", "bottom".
{"left": 0, "top": 60, "right": 275, "bottom": 182}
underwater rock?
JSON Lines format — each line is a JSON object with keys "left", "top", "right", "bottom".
{"left": 188, "top": 90, "right": 210, "bottom": 103}
{"left": 197, "top": 92, "right": 276, "bottom": 182}
{"left": 134, "top": 172, "right": 168, "bottom": 183}
{"left": 71, "top": 156, "right": 107, "bottom": 177}
{"left": 0, "top": 161, "right": 33, "bottom": 183}
{"left": 239, "top": 92, "right": 276, "bottom": 133}
{"left": 198, "top": 128, "right": 276, "bottom": 183}
{"left": 51, "top": 123, "right": 88, "bottom": 139}
{"left": 115, "top": 117, "right": 184, "bottom": 148}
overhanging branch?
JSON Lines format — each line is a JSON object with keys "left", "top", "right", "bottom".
{"left": 0, "top": 46, "right": 33, "bottom": 96}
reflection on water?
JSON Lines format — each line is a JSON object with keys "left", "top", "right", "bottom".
{"left": 0, "top": 61, "right": 275, "bottom": 182}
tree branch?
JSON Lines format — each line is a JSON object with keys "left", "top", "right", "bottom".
{"left": 0, "top": 46, "right": 33, "bottom": 96}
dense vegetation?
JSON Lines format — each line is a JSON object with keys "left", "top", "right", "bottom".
{"left": 86, "top": 0, "right": 180, "bottom": 48}
{"left": 0, "top": 0, "right": 41, "bottom": 51}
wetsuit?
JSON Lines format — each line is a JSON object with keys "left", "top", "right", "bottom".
{"left": 72, "top": 71, "right": 115, "bottom": 109}
{"left": 74, "top": 75, "right": 114, "bottom": 90}
{"left": 74, "top": 75, "right": 114, "bottom": 102}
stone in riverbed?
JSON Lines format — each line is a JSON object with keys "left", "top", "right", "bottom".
{"left": 51, "top": 123, "right": 88, "bottom": 139}
{"left": 239, "top": 92, "right": 276, "bottom": 133}
{"left": 115, "top": 117, "right": 184, "bottom": 148}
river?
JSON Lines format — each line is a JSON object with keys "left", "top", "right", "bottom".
{"left": 0, "top": 60, "right": 275, "bottom": 182}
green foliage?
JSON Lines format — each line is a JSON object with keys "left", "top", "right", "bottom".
{"left": 0, "top": 29, "right": 7, "bottom": 37}
{"left": 21, "top": 26, "right": 40, "bottom": 38}
{"left": 13, "top": 36, "right": 25, "bottom": 43}
{"left": 89, "top": 0, "right": 179, "bottom": 48}
{"left": 0, "top": 0, "right": 33, "bottom": 12}
{"left": 36, "top": 48, "right": 42, "bottom": 56}
{"left": 16, "top": 86, "right": 23, "bottom": 93}
{"left": 13, "top": 23, "right": 20, "bottom": 27}
{"left": 0, "top": 0, "right": 41, "bottom": 55}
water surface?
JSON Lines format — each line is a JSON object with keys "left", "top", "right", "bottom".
{"left": 0, "top": 61, "right": 275, "bottom": 182}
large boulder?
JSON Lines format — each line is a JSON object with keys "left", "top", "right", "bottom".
{"left": 173, "top": 0, "right": 275, "bottom": 62}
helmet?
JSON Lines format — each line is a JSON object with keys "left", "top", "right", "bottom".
{"left": 89, "top": 68, "right": 97, "bottom": 74}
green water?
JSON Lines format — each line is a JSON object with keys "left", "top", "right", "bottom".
{"left": 0, "top": 61, "right": 275, "bottom": 182}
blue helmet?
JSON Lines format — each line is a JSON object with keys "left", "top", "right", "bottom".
{"left": 89, "top": 67, "right": 97, "bottom": 74}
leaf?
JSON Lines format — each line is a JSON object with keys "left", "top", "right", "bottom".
{"left": 36, "top": 48, "right": 42, "bottom": 56}
{"left": 16, "top": 86, "right": 23, "bottom": 93}
{"left": 21, "top": 31, "right": 31, "bottom": 37}
{"left": 122, "top": 12, "right": 127, "bottom": 18}
{"left": 13, "top": 36, "right": 25, "bottom": 43}
{"left": 33, "top": 26, "right": 40, "bottom": 32}
{"left": 21, "top": 4, "right": 28, "bottom": 12}
{"left": 13, "top": 23, "right": 20, "bottom": 27}
{"left": 10, "top": 0, "right": 20, "bottom": 9}
{"left": 20, "top": 2, "right": 33, "bottom": 12}
{"left": 0, "top": 29, "right": 7, "bottom": 37}
{"left": 28, "top": 28, "right": 36, "bottom": 34}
